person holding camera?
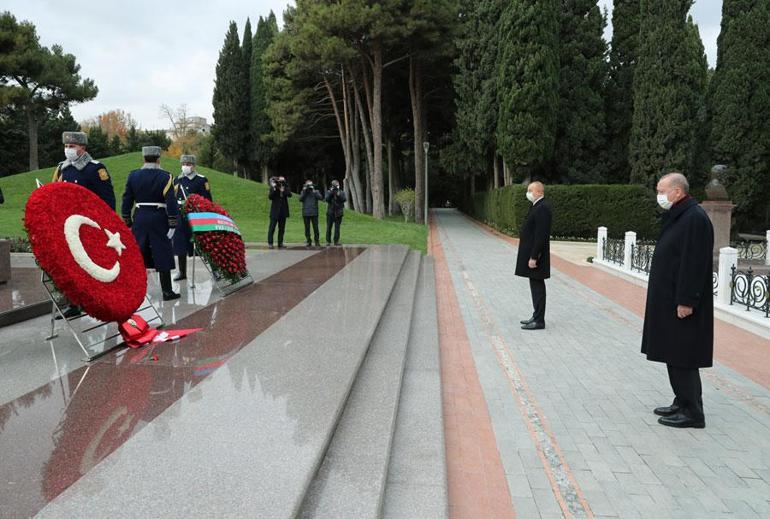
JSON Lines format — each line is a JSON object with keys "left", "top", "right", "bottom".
{"left": 325, "top": 179, "right": 347, "bottom": 247}
{"left": 268, "top": 176, "right": 292, "bottom": 249}
{"left": 300, "top": 180, "right": 323, "bottom": 248}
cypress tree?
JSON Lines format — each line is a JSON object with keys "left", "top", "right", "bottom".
{"left": 212, "top": 21, "right": 248, "bottom": 172}
{"left": 496, "top": 0, "right": 560, "bottom": 181}
{"left": 241, "top": 19, "right": 253, "bottom": 176}
{"left": 629, "top": 0, "right": 708, "bottom": 187}
{"left": 708, "top": 0, "right": 770, "bottom": 230}
{"left": 554, "top": 0, "right": 608, "bottom": 184}
{"left": 251, "top": 13, "right": 279, "bottom": 182}
{"left": 605, "top": 0, "right": 640, "bottom": 183}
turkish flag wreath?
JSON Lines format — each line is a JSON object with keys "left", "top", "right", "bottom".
{"left": 25, "top": 182, "right": 147, "bottom": 323}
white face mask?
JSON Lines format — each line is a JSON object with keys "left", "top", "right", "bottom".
{"left": 657, "top": 193, "right": 673, "bottom": 210}
{"left": 526, "top": 191, "right": 536, "bottom": 203}
{"left": 182, "top": 165, "right": 193, "bottom": 175}
{"left": 64, "top": 147, "right": 79, "bottom": 161}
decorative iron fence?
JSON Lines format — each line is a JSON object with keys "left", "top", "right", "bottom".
{"left": 630, "top": 242, "right": 655, "bottom": 274}
{"left": 732, "top": 240, "right": 767, "bottom": 261}
{"left": 713, "top": 272, "right": 718, "bottom": 296}
{"left": 730, "top": 266, "right": 770, "bottom": 318}
{"left": 602, "top": 238, "right": 625, "bottom": 266}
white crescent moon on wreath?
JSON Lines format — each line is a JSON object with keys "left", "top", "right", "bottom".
{"left": 63, "top": 214, "right": 127, "bottom": 283}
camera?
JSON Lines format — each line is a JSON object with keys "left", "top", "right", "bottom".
{"left": 304, "top": 184, "right": 315, "bottom": 191}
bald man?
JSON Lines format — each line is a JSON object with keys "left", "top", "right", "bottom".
{"left": 515, "top": 181, "right": 552, "bottom": 330}
{"left": 642, "top": 172, "right": 714, "bottom": 428}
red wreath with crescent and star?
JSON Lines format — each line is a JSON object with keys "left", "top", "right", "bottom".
{"left": 25, "top": 182, "right": 147, "bottom": 323}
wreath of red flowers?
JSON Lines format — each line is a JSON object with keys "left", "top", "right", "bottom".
{"left": 182, "top": 194, "right": 248, "bottom": 282}
{"left": 24, "top": 182, "right": 147, "bottom": 323}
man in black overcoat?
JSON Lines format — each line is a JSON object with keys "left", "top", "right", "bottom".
{"left": 515, "top": 181, "right": 552, "bottom": 330}
{"left": 642, "top": 172, "right": 714, "bottom": 429}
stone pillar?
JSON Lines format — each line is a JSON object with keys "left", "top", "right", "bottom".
{"left": 597, "top": 227, "right": 607, "bottom": 262}
{"left": 701, "top": 200, "right": 735, "bottom": 256}
{"left": 0, "top": 240, "right": 10, "bottom": 284}
{"left": 624, "top": 231, "right": 636, "bottom": 271}
{"left": 717, "top": 246, "right": 738, "bottom": 306}
{"left": 766, "top": 230, "right": 770, "bottom": 267}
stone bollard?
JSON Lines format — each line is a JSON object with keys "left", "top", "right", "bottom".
{"left": 766, "top": 230, "right": 770, "bottom": 267}
{"left": 717, "top": 247, "right": 738, "bottom": 306}
{"left": 624, "top": 231, "right": 636, "bottom": 271}
{"left": 0, "top": 239, "right": 10, "bottom": 284}
{"left": 597, "top": 226, "right": 607, "bottom": 262}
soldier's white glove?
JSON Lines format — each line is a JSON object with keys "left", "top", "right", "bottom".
{"left": 167, "top": 228, "right": 176, "bottom": 240}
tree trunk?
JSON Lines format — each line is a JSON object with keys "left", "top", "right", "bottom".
{"left": 388, "top": 138, "right": 400, "bottom": 216}
{"left": 261, "top": 163, "right": 269, "bottom": 183}
{"left": 348, "top": 81, "right": 365, "bottom": 211}
{"left": 470, "top": 173, "right": 476, "bottom": 197}
{"left": 503, "top": 160, "right": 510, "bottom": 186}
{"left": 351, "top": 66, "right": 375, "bottom": 215}
{"left": 493, "top": 154, "right": 500, "bottom": 189}
{"left": 409, "top": 57, "right": 425, "bottom": 225}
{"left": 370, "top": 40, "right": 386, "bottom": 219}
{"left": 27, "top": 106, "right": 39, "bottom": 172}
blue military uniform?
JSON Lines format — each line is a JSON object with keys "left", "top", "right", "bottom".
{"left": 52, "top": 159, "right": 116, "bottom": 210}
{"left": 173, "top": 173, "right": 212, "bottom": 256}
{"left": 121, "top": 165, "right": 179, "bottom": 271}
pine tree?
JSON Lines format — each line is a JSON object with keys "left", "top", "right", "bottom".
{"left": 212, "top": 21, "right": 248, "bottom": 173}
{"left": 554, "top": 0, "right": 608, "bottom": 184}
{"left": 241, "top": 18, "right": 253, "bottom": 176}
{"left": 708, "top": 0, "right": 770, "bottom": 230}
{"left": 629, "top": 0, "right": 708, "bottom": 187}
{"left": 251, "top": 13, "right": 279, "bottom": 182}
{"left": 496, "top": 0, "right": 560, "bottom": 181}
{"left": 605, "top": 0, "right": 641, "bottom": 183}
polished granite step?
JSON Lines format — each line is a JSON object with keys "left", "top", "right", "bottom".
{"left": 383, "top": 257, "right": 448, "bottom": 518}
{"left": 299, "top": 251, "right": 422, "bottom": 518}
{"left": 33, "top": 245, "right": 410, "bottom": 518}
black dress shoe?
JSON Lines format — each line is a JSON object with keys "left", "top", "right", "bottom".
{"left": 653, "top": 404, "right": 681, "bottom": 417}
{"left": 268, "top": 245, "right": 275, "bottom": 250}
{"left": 521, "top": 322, "right": 545, "bottom": 330}
{"left": 657, "top": 412, "right": 705, "bottom": 429}
{"left": 56, "top": 305, "right": 83, "bottom": 320}
{"left": 173, "top": 273, "right": 186, "bottom": 281}
{"left": 520, "top": 317, "right": 535, "bottom": 325}
{"left": 162, "top": 291, "right": 181, "bottom": 301}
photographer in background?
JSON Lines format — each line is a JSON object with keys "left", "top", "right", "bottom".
{"left": 325, "top": 179, "right": 347, "bottom": 247}
{"left": 268, "top": 175, "right": 292, "bottom": 249}
{"left": 299, "top": 179, "right": 323, "bottom": 248}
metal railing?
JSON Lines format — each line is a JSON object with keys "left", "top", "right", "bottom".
{"left": 730, "top": 266, "right": 770, "bottom": 318}
{"left": 630, "top": 241, "right": 655, "bottom": 274}
{"left": 713, "top": 272, "right": 718, "bottom": 296}
{"left": 602, "top": 237, "right": 625, "bottom": 267}
{"left": 732, "top": 240, "right": 767, "bottom": 261}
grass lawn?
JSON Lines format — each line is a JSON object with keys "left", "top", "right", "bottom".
{"left": 0, "top": 152, "right": 427, "bottom": 253}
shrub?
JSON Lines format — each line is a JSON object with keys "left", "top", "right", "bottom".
{"left": 395, "top": 189, "right": 416, "bottom": 223}
{"left": 468, "top": 184, "right": 660, "bottom": 240}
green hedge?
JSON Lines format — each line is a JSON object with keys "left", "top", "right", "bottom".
{"left": 469, "top": 184, "right": 660, "bottom": 240}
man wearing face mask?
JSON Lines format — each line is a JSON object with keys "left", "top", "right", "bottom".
{"left": 299, "top": 179, "right": 322, "bottom": 248}
{"left": 268, "top": 175, "right": 292, "bottom": 249}
{"left": 53, "top": 131, "right": 116, "bottom": 210}
{"left": 173, "top": 155, "right": 212, "bottom": 280}
{"left": 325, "top": 179, "right": 347, "bottom": 247}
{"left": 515, "top": 181, "right": 552, "bottom": 330}
{"left": 642, "top": 172, "right": 714, "bottom": 429}
{"left": 121, "top": 146, "right": 180, "bottom": 301}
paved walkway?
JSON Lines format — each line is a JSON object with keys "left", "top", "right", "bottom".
{"left": 432, "top": 209, "right": 770, "bottom": 519}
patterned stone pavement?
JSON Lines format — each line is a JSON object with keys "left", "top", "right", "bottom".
{"left": 432, "top": 209, "right": 770, "bottom": 519}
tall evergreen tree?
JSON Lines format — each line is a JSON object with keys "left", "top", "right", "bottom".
{"left": 496, "top": 0, "right": 560, "bottom": 181}
{"left": 212, "top": 21, "right": 248, "bottom": 173}
{"left": 605, "top": 0, "right": 641, "bottom": 183}
{"left": 629, "top": 0, "right": 708, "bottom": 187}
{"left": 553, "top": 0, "right": 608, "bottom": 184}
{"left": 251, "top": 12, "right": 279, "bottom": 183}
{"left": 708, "top": 0, "right": 770, "bottom": 230}
{"left": 241, "top": 19, "right": 253, "bottom": 176}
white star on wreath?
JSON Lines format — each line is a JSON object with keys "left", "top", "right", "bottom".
{"left": 104, "top": 228, "right": 126, "bottom": 256}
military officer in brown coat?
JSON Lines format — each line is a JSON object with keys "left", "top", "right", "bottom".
{"left": 642, "top": 172, "right": 714, "bottom": 429}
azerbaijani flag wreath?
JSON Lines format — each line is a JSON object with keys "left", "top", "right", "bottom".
{"left": 181, "top": 194, "right": 253, "bottom": 295}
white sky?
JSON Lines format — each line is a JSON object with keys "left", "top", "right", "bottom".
{"left": 4, "top": 0, "right": 722, "bottom": 131}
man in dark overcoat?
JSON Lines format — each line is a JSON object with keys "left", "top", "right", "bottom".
{"left": 173, "top": 154, "right": 212, "bottom": 280}
{"left": 642, "top": 172, "right": 714, "bottom": 429}
{"left": 515, "top": 181, "right": 552, "bottom": 330}
{"left": 268, "top": 176, "right": 292, "bottom": 249}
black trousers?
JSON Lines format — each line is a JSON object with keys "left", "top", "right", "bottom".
{"left": 304, "top": 216, "right": 320, "bottom": 243}
{"left": 326, "top": 215, "right": 342, "bottom": 244}
{"left": 667, "top": 365, "right": 704, "bottom": 419}
{"left": 529, "top": 278, "right": 546, "bottom": 324}
{"left": 268, "top": 217, "right": 287, "bottom": 246}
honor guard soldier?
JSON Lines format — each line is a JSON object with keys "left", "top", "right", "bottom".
{"left": 172, "top": 154, "right": 212, "bottom": 281}
{"left": 121, "top": 146, "right": 181, "bottom": 301}
{"left": 53, "top": 131, "right": 116, "bottom": 210}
